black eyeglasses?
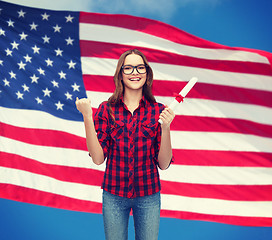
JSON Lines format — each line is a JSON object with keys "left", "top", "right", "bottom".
{"left": 121, "top": 64, "right": 148, "bottom": 75}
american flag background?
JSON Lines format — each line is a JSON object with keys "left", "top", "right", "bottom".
{"left": 1, "top": 0, "right": 272, "bottom": 228}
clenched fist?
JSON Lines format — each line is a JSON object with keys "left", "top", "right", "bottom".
{"left": 75, "top": 97, "right": 93, "bottom": 118}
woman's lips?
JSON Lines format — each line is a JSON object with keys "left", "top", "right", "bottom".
{"left": 129, "top": 77, "right": 141, "bottom": 81}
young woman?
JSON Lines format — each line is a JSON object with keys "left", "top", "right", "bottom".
{"left": 75, "top": 49, "right": 175, "bottom": 240}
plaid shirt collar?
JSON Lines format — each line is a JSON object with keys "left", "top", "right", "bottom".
{"left": 118, "top": 94, "right": 149, "bottom": 108}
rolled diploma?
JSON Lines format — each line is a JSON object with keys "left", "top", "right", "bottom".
{"left": 158, "top": 77, "right": 198, "bottom": 124}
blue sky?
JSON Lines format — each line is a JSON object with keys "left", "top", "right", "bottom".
{"left": 1, "top": 0, "right": 272, "bottom": 239}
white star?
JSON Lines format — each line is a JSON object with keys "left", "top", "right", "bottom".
{"left": 24, "top": 54, "right": 32, "bottom": 63}
{"left": 41, "top": 12, "right": 50, "bottom": 20}
{"left": 55, "top": 101, "right": 64, "bottom": 110}
{"left": 37, "top": 67, "right": 45, "bottom": 75}
{"left": 54, "top": 48, "right": 63, "bottom": 56}
{"left": 65, "top": 37, "right": 74, "bottom": 45}
{"left": 18, "top": 61, "right": 26, "bottom": 70}
{"left": 42, "top": 88, "right": 52, "bottom": 97}
{"left": 65, "top": 92, "right": 73, "bottom": 100}
{"left": 11, "top": 41, "right": 19, "bottom": 49}
{"left": 22, "top": 84, "right": 30, "bottom": 92}
{"left": 0, "top": 60, "right": 3, "bottom": 66}
{"left": 67, "top": 60, "right": 76, "bottom": 69}
{"left": 45, "top": 58, "right": 53, "bottom": 67}
{"left": 0, "top": 28, "right": 5, "bottom": 36}
{"left": 19, "top": 32, "right": 28, "bottom": 40}
{"left": 9, "top": 71, "right": 16, "bottom": 79}
{"left": 30, "top": 22, "right": 38, "bottom": 31}
{"left": 16, "top": 91, "right": 24, "bottom": 99}
{"left": 53, "top": 24, "right": 61, "bottom": 33}
{"left": 42, "top": 35, "right": 50, "bottom": 43}
{"left": 3, "top": 79, "right": 10, "bottom": 87}
{"left": 7, "top": 19, "right": 15, "bottom": 27}
{"left": 35, "top": 97, "right": 43, "bottom": 104}
{"left": 18, "top": 9, "right": 26, "bottom": 18}
{"left": 30, "top": 74, "right": 39, "bottom": 83}
{"left": 65, "top": 15, "right": 74, "bottom": 23}
{"left": 5, "top": 48, "right": 12, "bottom": 56}
{"left": 32, "top": 45, "right": 40, "bottom": 54}
{"left": 51, "top": 80, "right": 59, "bottom": 88}
{"left": 71, "top": 83, "right": 80, "bottom": 92}
{"left": 58, "top": 71, "right": 66, "bottom": 79}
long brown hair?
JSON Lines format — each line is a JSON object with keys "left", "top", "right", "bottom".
{"left": 108, "top": 49, "right": 156, "bottom": 122}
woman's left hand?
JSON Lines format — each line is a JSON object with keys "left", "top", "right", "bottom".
{"left": 159, "top": 105, "right": 175, "bottom": 129}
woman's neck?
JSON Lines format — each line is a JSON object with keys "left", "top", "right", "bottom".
{"left": 123, "top": 89, "right": 143, "bottom": 113}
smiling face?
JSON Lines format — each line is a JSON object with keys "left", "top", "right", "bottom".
{"left": 109, "top": 49, "right": 155, "bottom": 105}
{"left": 122, "top": 53, "right": 147, "bottom": 92}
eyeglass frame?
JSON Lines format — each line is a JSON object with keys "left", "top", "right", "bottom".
{"left": 121, "top": 64, "right": 148, "bottom": 75}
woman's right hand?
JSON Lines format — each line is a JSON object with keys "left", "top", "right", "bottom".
{"left": 75, "top": 97, "right": 93, "bottom": 118}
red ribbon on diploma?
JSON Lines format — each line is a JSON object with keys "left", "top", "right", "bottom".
{"left": 174, "top": 93, "right": 184, "bottom": 103}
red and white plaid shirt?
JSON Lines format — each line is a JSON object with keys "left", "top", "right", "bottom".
{"left": 94, "top": 96, "right": 166, "bottom": 198}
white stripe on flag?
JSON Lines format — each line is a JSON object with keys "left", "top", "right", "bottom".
{"left": 161, "top": 194, "right": 272, "bottom": 218}
{"left": 1, "top": 136, "right": 105, "bottom": 171}
{"left": 80, "top": 23, "right": 269, "bottom": 63}
{"left": 159, "top": 165, "right": 272, "bottom": 185}
{"left": 170, "top": 131, "right": 272, "bottom": 152}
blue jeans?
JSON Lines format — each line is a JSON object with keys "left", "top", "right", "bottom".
{"left": 102, "top": 190, "right": 161, "bottom": 240}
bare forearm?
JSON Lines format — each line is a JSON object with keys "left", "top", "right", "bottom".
{"left": 83, "top": 115, "right": 105, "bottom": 165}
{"left": 158, "top": 127, "right": 173, "bottom": 170}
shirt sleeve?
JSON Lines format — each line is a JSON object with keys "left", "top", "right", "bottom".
{"left": 93, "top": 102, "right": 110, "bottom": 159}
{"left": 154, "top": 122, "right": 161, "bottom": 161}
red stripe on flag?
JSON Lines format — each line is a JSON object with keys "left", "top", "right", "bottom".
{"left": 83, "top": 75, "right": 272, "bottom": 108}
{"left": 0, "top": 183, "right": 103, "bottom": 214}
{"left": 171, "top": 116, "right": 272, "bottom": 138}
{"left": 80, "top": 40, "right": 272, "bottom": 76}
{"left": 0, "top": 123, "right": 87, "bottom": 150}
{"left": 160, "top": 181, "right": 272, "bottom": 201}
{"left": 172, "top": 149, "right": 272, "bottom": 167}
{"left": 160, "top": 209, "right": 272, "bottom": 227}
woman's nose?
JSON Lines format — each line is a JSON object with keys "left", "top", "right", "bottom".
{"left": 132, "top": 67, "right": 138, "bottom": 74}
